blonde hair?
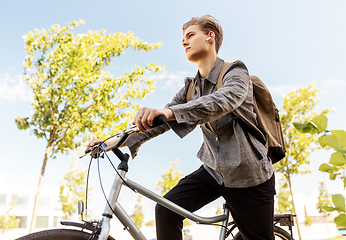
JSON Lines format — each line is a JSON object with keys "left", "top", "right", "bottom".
{"left": 183, "top": 15, "right": 223, "bottom": 53}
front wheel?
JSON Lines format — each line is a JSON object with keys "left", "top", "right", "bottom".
{"left": 16, "top": 228, "right": 115, "bottom": 240}
{"left": 233, "top": 226, "right": 293, "bottom": 240}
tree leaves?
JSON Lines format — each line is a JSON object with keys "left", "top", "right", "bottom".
{"left": 0, "top": 200, "right": 20, "bottom": 234}
{"left": 330, "top": 152, "right": 346, "bottom": 166}
{"left": 322, "top": 194, "right": 346, "bottom": 227}
{"left": 294, "top": 113, "right": 346, "bottom": 226}
{"left": 293, "top": 122, "right": 319, "bottom": 134}
{"left": 157, "top": 160, "right": 184, "bottom": 196}
{"left": 275, "top": 84, "right": 332, "bottom": 238}
{"left": 19, "top": 20, "right": 164, "bottom": 230}
{"left": 333, "top": 194, "right": 346, "bottom": 212}
{"left": 59, "top": 160, "right": 90, "bottom": 220}
{"left": 312, "top": 113, "right": 328, "bottom": 132}
{"left": 18, "top": 19, "right": 164, "bottom": 153}
{"left": 335, "top": 214, "right": 346, "bottom": 227}
{"left": 275, "top": 83, "right": 328, "bottom": 178}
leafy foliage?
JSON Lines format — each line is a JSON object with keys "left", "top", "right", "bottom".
{"left": 275, "top": 176, "right": 293, "bottom": 214}
{"left": 275, "top": 83, "right": 331, "bottom": 177}
{"left": 144, "top": 220, "right": 155, "bottom": 227}
{"left": 316, "top": 182, "right": 332, "bottom": 217}
{"left": 17, "top": 19, "right": 163, "bottom": 231}
{"left": 17, "top": 19, "right": 164, "bottom": 154}
{"left": 0, "top": 200, "right": 20, "bottom": 234}
{"left": 275, "top": 83, "right": 331, "bottom": 239}
{"left": 294, "top": 113, "right": 346, "bottom": 226}
{"left": 304, "top": 205, "right": 313, "bottom": 226}
{"left": 156, "top": 160, "right": 191, "bottom": 226}
{"left": 157, "top": 160, "right": 184, "bottom": 196}
{"left": 131, "top": 196, "right": 144, "bottom": 229}
{"left": 59, "top": 159, "right": 90, "bottom": 220}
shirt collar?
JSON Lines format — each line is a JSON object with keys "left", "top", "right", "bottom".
{"left": 195, "top": 57, "right": 225, "bottom": 85}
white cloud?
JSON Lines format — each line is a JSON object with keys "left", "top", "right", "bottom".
{"left": 0, "top": 157, "right": 8, "bottom": 165}
{"left": 321, "top": 79, "right": 346, "bottom": 88}
{"left": 267, "top": 84, "right": 306, "bottom": 98}
{"left": 0, "top": 73, "right": 32, "bottom": 103}
{"left": 267, "top": 79, "right": 346, "bottom": 98}
{"left": 152, "top": 70, "right": 194, "bottom": 92}
{"left": 154, "top": 72, "right": 308, "bottom": 98}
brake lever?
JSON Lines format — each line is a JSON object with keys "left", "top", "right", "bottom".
{"left": 80, "top": 143, "right": 107, "bottom": 159}
{"left": 79, "top": 124, "right": 141, "bottom": 159}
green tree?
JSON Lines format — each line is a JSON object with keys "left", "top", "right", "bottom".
{"left": 275, "top": 83, "right": 331, "bottom": 239}
{"left": 16, "top": 20, "right": 163, "bottom": 232}
{"left": 294, "top": 113, "right": 346, "bottom": 227}
{"left": 59, "top": 158, "right": 91, "bottom": 220}
{"left": 317, "top": 181, "right": 332, "bottom": 217}
{"left": 131, "top": 196, "right": 144, "bottom": 229}
{"left": 145, "top": 220, "right": 155, "bottom": 227}
{"left": 157, "top": 160, "right": 190, "bottom": 226}
{"left": 0, "top": 200, "right": 20, "bottom": 235}
{"left": 304, "top": 205, "right": 313, "bottom": 227}
{"left": 275, "top": 176, "right": 293, "bottom": 214}
{"left": 157, "top": 160, "right": 184, "bottom": 196}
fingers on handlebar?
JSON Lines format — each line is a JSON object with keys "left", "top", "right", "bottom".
{"left": 85, "top": 139, "right": 105, "bottom": 154}
{"left": 133, "top": 108, "right": 168, "bottom": 133}
{"left": 87, "top": 139, "right": 103, "bottom": 148}
{"left": 152, "top": 115, "right": 167, "bottom": 127}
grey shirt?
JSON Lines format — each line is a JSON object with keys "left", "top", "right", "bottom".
{"left": 126, "top": 58, "right": 273, "bottom": 188}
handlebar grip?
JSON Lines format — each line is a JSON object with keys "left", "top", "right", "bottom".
{"left": 84, "top": 142, "right": 107, "bottom": 154}
{"left": 151, "top": 115, "right": 168, "bottom": 128}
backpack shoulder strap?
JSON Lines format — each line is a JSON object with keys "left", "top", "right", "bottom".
{"left": 187, "top": 61, "right": 245, "bottom": 101}
{"left": 216, "top": 62, "right": 231, "bottom": 89}
{"left": 186, "top": 79, "right": 196, "bottom": 102}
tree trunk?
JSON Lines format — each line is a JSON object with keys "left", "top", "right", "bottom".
{"left": 29, "top": 145, "right": 51, "bottom": 233}
{"left": 288, "top": 175, "right": 302, "bottom": 240}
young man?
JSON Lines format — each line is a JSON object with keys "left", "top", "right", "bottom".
{"left": 88, "top": 15, "right": 275, "bottom": 240}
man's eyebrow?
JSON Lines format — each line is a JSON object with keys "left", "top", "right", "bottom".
{"left": 182, "top": 31, "right": 195, "bottom": 42}
{"left": 185, "top": 31, "right": 195, "bottom": 37}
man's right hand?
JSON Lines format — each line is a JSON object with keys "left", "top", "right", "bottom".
{"left": 87, "top": 138, "right": 105, "bottom": 149}
{"left": 87, "top": 135, "right": 121, "bottom": 149}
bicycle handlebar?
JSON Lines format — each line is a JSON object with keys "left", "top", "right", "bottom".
{"left": 84, "top": 115, "right": 168, "bottom": 156}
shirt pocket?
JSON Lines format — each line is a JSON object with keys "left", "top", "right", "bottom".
{"left": 209, "top": 114, "right": 234, "bottom": 136}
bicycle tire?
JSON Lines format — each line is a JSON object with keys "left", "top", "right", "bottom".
{"left": 232, "top": 226, "right": 293, "bottom": 240}
{"left": 15, "top": 228, "right": 115, "bottom": 240}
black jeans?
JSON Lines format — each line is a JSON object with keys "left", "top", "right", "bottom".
{"left": 155, "top": 166, "right": 275, "bottom": 240}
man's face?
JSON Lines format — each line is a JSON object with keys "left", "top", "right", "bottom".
{"left": 182, "top": 25, "right": 210, "bottom": 62}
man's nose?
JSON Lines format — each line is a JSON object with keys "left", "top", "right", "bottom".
{"left": 182, "top": 39, "right": 188, "bottom": 47}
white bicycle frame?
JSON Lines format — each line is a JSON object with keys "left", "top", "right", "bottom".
{"left": 97, "top": 165, "right": 230, "bottom": 240}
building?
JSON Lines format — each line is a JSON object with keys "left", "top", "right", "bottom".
{"left": 0, "top": 181, "right": 63, "bottom": 239}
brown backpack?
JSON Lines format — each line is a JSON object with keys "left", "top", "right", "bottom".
{"left": 186, "top": 61, "right": 286, "bottom": 164}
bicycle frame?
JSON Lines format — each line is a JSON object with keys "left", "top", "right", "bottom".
{"left": 66, "top": 119, "right": 293, "bottom": 240}
{"left": 97, "top": 161, "right": 230, "bottom": 240}
{"left": 21, "top": 118, "right": 294, "bottom": 240}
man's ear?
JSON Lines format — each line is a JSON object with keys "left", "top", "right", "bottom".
{"left": 208, "top": 31, "right": 215, "bottom": 40}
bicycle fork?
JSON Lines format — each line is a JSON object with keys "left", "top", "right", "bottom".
{"left": 98, "top": 167, "right": 146, "bottom": 240}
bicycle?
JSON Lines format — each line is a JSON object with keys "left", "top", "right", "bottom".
{"left": 17, "top": 116, "right": 295, "bottom": 240}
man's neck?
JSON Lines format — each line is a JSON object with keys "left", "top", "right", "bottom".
{"left": 196, "top": 54, "right": 217, "bottom": 78}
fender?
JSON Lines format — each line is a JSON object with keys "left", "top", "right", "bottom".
{"left": 60, "top": 221, "right": 100, "bottom": 234}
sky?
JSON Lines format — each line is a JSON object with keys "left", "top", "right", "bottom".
{"left": 1, "top": 0, "right": 346, "bottom": 229}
